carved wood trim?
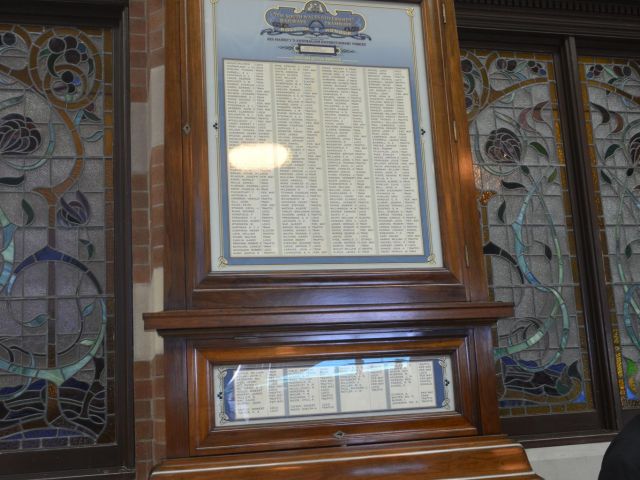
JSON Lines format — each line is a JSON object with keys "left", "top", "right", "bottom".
{"left": 455, "top": 0, "right": 640, "bottom": 16}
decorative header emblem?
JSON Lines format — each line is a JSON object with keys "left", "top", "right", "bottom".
{"left": 262, "top": 1, "right": 371, "bottom": 40}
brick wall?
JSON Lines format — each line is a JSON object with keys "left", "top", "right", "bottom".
{"left": 134, "top": 356, "right": 166, "bottom": 480}
{"left": 129, "top": 0, "right": 166, "bottom": 477}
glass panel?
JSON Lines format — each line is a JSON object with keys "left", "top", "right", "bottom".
{"left": 461, "top": 49, "right": 594, "bottom": 416}
{"left": 580, "top": 56, "right": 640, "bottom": 409}
{"left": 0, "top": 24, "right": 114, "bottom": 450}
{"left": 212, "top": 355, "right": 455, "bottom": 427}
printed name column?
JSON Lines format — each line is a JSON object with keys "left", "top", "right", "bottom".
{"left": 225, "top": 60, "right": 278, "bottom": 257}
{"left": 366, "top": 67, "right": 423, "bottom": 256}
{"left": 321, "top": 65, "right": 376, "bottom": 256}
{"left": 273, "top": 63, "right": 328, "bottom": 256}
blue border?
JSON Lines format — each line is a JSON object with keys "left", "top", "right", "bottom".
{"left": 223, "top": 370, "right": 237, "bottom": 421}
{"left": 220, "top": 358, "right": 448, "bottom": 422}
{"left": 214, "top": 2, "right": 433, "bottom": 266}
{"left": 433, "top": 359, "right": 445, "bottom": 408}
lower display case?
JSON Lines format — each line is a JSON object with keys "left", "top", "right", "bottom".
{"left": 212, "top": 354, "right": 456, "bottom": 427}
{"left": 144, "top": 302, "right": 541, "bottom": 479}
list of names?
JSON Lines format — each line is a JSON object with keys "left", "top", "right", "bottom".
{"left": 224, "top": 59, "right": 424, "bottom": 259}
{"left": 218, "top": 359, "right": 444, "bottom": 425}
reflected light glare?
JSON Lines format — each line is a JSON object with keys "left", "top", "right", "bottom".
{"left": 229, "top": 143, "right": 291, "bottom": 171}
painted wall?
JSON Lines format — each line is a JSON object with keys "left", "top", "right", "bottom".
{"left": 527, "top": 443, "right": 609, "bottom": 479}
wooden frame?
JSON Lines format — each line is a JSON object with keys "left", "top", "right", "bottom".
{"left": 147, "top": 303, "right": 541, "bottom": 479}
{"left": 191, "top": 336, "right": 474, "bottom": 455}
{"left": 149, "top": 0, "right": 541, "bottom": 477}
{"left": 0, "top": 1, "right": 134, "bottom": 479}
{"left": 455, "top": 0, "right": 640, "bottom": 447}
{"left": 147, "top": 302, "right": 519, "bottom": 457}
{"left": 164, "top": 0, "right": 488, "bottom": 310}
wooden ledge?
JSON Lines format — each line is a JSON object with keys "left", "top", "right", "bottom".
{"left": 150, "top": 435, "right": 539, "bottom": 479}
{"left": 144, "top": 301, "right": 514, "bottom": 332}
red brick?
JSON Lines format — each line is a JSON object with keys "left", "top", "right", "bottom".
{"left": 150, "top": 184, "right": 164, "bottom": 207}
{"left": 136, "top": 462, "right": 150, "bottom": 480}
{"left": 132, "top": 174, "right": 148, "bottom": 191}
{"left": 152, "top": 246, "right": 164, "bottom": 267}
{"left": 130, "top": 33, "right": 147, "bottom": 52}
{"left": 134, "top": 361, "right": 151, "bottom": 378}
{"left": 151, "top": 226, "right": 163, "bottom": 246}
{"left": 129, "top": 18, "right": 147, "bottom": 35}
{"left": 149, "top": 10, "right": 164, "bottom": 32}
{"left": 136, "top": 440, "right": 153, "bottom": 461}
{"left": 148, "top": 0, "right": 163, "bottom": 14}
{"left": 131, "top": 67, "right": 147, "bottom": 87}
{"left": 133, "top": 227, "right": 150, "bottom": 246}
{"left": 135, "top": 379, "right": 153, "bottom": 398}
{"left": 131, "top": 85, "right": 148, "bottom": 102}
{"left": 135, "top": 419, "right": 153, "bottom": 440}
{"left": 152, "top": 376, "right": 164, "bottom": 395}
{"left": 154, "top": 420, "right": 166, "bottom": 443}
{"left": 153, "top": 442, "right": 166, "bottom": 463}
{"left": 133, "top": 265, "right": 150, "bottom": 284}
{"left": 151, "top": 145, "right": 164, "bottom": 165}
{"left": 150, "top": 164, "right": 164, "bottom": 186}
{"left": 132, "top": 209, "right": 149, "bottom": 226}
{"left": 130, "top": 51, "right": 147, "bottom": 68}
{"left": 151, "top": 205, "right": 164, "bottom": 227}
{"left": 153, "top": 398, "right": 165, "bottom": 419}
{"left": 149, "top": 48, "right": 165, "bottom": 68}
{"left": 132, "top": 191, "right": 149, "bottom": 210}
{"left": 149, "top": 30, "right": 163, "bottom": 51}
{"left": 129, "top": 0, "right": 146, "bottom": 18}
{"left": 133, "top": 245, "right": 149, "bottom": 265}
{"left": 135, "top": 399, "right": 151, "bottom": 419}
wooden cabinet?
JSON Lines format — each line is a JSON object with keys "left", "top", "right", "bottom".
{"left": 147, "top": 0, "right": 540, "bottom": 477}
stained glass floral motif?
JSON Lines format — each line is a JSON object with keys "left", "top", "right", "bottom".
{"left": 580, "top": 57, "right": 640, "bottom": 408}
{"left": 0, "top": 24, "right": 114, "bottom": 450}
{"left": 461, "top": 49, "right": 594, "bottom": 416}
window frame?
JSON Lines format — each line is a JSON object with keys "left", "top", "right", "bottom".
{"left": 455, "top": 0, "right": 640, "bottom": 447}
{"left": 0, "top": 1, "right": 134, "bottom": 478}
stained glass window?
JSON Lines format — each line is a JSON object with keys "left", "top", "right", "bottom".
{"left": 461, "top": 49, "right": 594, "bottom": 416}
{"left": 580, "top": 56, "right": 640, "bottom": 409}
{"left": 0, "top": 24, "right": 114, "bottom": 450}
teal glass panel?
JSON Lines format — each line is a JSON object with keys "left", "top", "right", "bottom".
{"left": 0, "top": 24, "right": 114, "bottom": 450}
{"left": 580, "top": 56, "right": 640, "bottom": 408}
{"left": 461, "top": 49, "right": 593, "bottom": 416}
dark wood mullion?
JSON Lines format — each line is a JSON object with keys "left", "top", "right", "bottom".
{"left": 555, "top": 36, "right": 622, "bottom": 432}
{"left": 112, "top": 5, "right": 136, "bottom": 471}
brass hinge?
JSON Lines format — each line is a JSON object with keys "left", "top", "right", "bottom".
{"left": 442, "top": 2, "right": 447, "bottom": 23}
{"left": 452, "top": 120, "right": 458, "bottom": 142}
{"left": 464, "top": 244, "right": 470, "bottom": 268}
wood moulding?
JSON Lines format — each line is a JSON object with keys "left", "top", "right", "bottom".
{"left": 145, "top": 302, "right": 539, "bottom": 479}
{"left": 455, "top": 0, "right": 640, "bottom": 16}
{"left": 144, "top": 301, "right": 514, "bottom": 331}
{"left": 150, "top": 436, "right": 538, "bottom": 480}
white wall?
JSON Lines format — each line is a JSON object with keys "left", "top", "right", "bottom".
{"left": 526, "top": 442, "right": 609, "bottom": 480}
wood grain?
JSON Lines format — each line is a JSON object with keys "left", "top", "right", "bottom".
{"left": 150, "top": 435, "right": 540, "bottom": 480}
